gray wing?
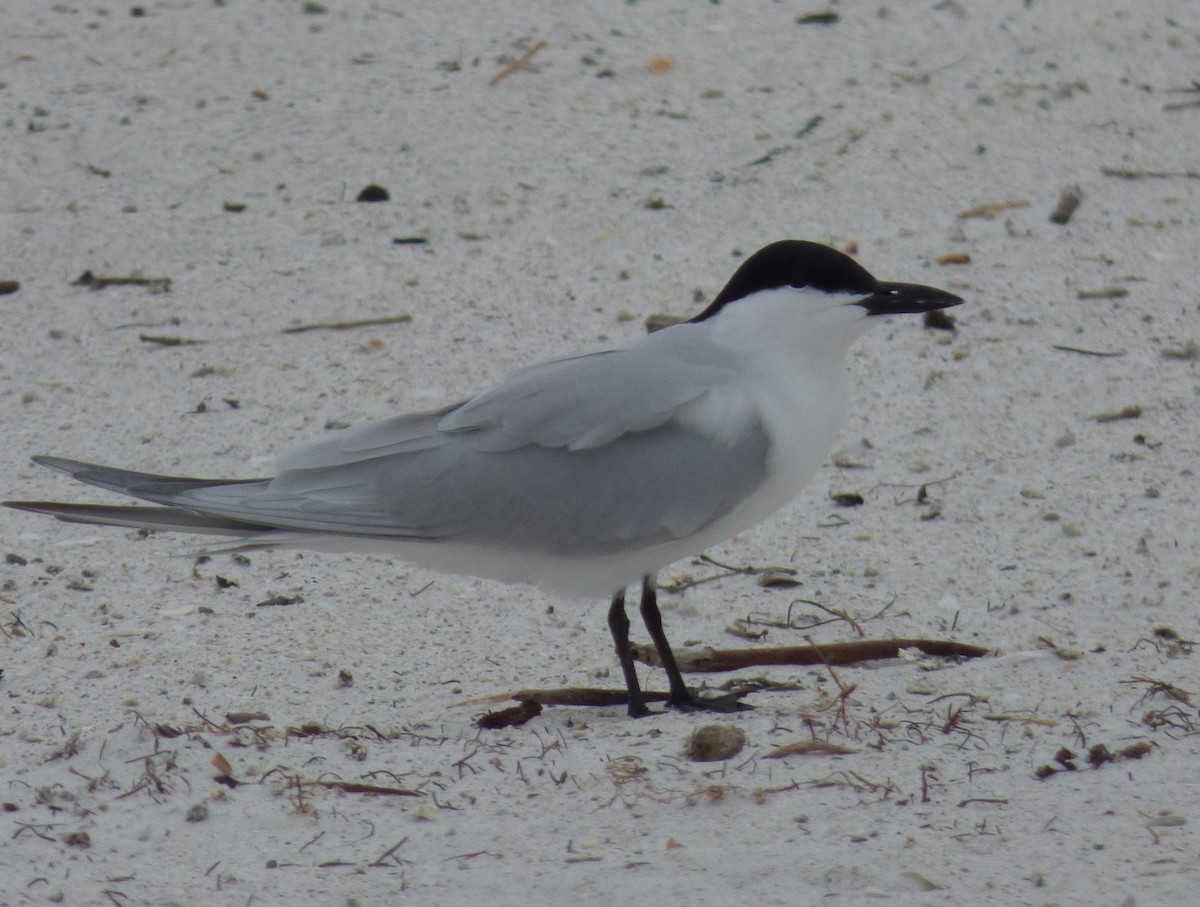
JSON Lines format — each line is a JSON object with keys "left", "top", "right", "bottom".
{"left": 245, "top": 324, "right": 770, "bottom": 555}
{"left": 250, "top": 418, "right": 770, "bottom": 555}
{"left": 277, "top": 323, "right": 739, "bottom": 466}
{"left": 436, "top": 325, "right": 738, "bottom": 451}
{"left": 14, "top": 325, "right": 771, "bottom": 556}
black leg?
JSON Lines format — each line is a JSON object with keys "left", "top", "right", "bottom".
{"left": 637, "top": 575, "right": 691, "bottom": 705}
{"left": 608, "top": 588, "right": 649, "bottom": 718}
{"left": 638, "top": 575, "right": 752, "bottom": 713}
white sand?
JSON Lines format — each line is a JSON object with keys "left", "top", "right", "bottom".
{"left": 2, "top": 1, "right": 1198, "bottom": 904}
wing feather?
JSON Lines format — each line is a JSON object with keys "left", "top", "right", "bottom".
{"left": 12, "top": 324, "right": 771, "bottom": 557}
{"left": 438, "top": 324, "right": 739, "bottom": 450}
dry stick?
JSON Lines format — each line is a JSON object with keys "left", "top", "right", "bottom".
{"left": 745, "top": 595, "right": 892, "bottom": 635}
{"left": 632, "top": 637, "right": 988, "bottom": 673}
{"left": 1052, "top": 344, "right": 1125, "bottom": 357}
{"left": 138, "top": 333, "right": 206, "bottom": 347}
{"left": 956, "top": 200, "right": 1030, "bottom": 219}
{"left": 282, "top": 314, "right": 413, "bottom": 334}
{"left": 472, "top": 639, "right": 986, "bottom": 710}
{"left": 803, "top": 633, "right": 857, "bottom": 735}
{"left": 1076, "top": 286, "right": 1128, "bottom": 300}
{"left": 489, "top": 40, "right": 548, "bottom": 86}
{"left": 72, "top": 272, "right": 172, "bottom": 291}
{"left": 310, "top": 779, "right": 421, "bottom": 797}
{"left": 371, "top": 837, "right": 410, "bottom": 867}
{"left": 1101, "top": 166, "right": 1200, "bottom": 180}
{"left": 660, "top": 553, "right": 798, "bottom": 594}
{"left": 1095, "top": 405, "right": 1142, "bottom": 423}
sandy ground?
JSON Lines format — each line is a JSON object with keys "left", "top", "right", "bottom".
{"left": 2, "top": 1, "right": 1199, "bottom": 904}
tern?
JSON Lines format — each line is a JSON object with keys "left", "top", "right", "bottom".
{"left": 5, "top": 240, "right": 962, "bottom": 717}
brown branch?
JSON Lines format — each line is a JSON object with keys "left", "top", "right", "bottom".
{"left": 467, "top": 638, "right": 986, "bottom": 713}
{"left": 510, "top": 687, "right": 669, "bottom": 707}
{"left": 632, "top": 638, "right": 989, "bottom": 673}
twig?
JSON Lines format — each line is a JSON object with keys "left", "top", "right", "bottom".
{"left": 740, "top": 115, "right": 824, "bottom": 167}
{"left": 190, "top": 706, "right": 223, "bottom": 731}
{"left": 371, "top": 836, "right": 410, "bottom": 867}
{"left": 72, "top": 272, "right": 172, "bottom": 292}
{"left": 804, "top": 634, "right": 858, "bottom": 734}
{"left": 796, "top": 11, "right": 839, "bottom": 25}
{"left": 312, "top": 780, "right": 421, "bottom": 797}
{"left": 13, "top": 821, "right": 58, "bottom": 842}
{"left": 489, "top": 40, "right": 548, "bottom": 86}
{"left": 766, "top": 739, "right": 857, "bottom": 758}
{"left": 1076, "top": 286, "right": 1128, "bottom": 300}
{"left": 1162, "top": 79, "right": 1200, "bottom": 111}
{"left": 632, "top": 637, "right": 988, "bottom": 673}
{"left": 444, "top": 850, "right": 502, "bottom": 862}
{"left": 1161, "top": 340, "right": 1199, "bottom": 361}
{"left": 299, "top": 831, "right": 324, "bottom": 853}
{"left": 746, "top": 596, "right": 894, "bottom": 634}
{"left": 1094, "top": 405, "right": 1141, "bottom": 423}
{"left": 282, "top": 314, "right": 413, "bottom": 334}
{"left": 1122, "top": 675, "right": 1193, "bottom": 706}
{"left": 467, "top": 637, "right": 985, "bottom": 709}
{"left": 957, "top": 200, "right": 1030, "bottom": 219}
{"left": 660, "top": 554, "right": 799, "bottom": 594}
{"left": 982, "top": 713, "right": 1059, "bottom": 726}
{"left": 1101, "top": 166, "right": 1200, "bottom": 180}
{"left": 138, "top": 333, "right": 206, "bottom": 347}
{"left": 1052, "top": 344, "right": 1125, "bottom": 357}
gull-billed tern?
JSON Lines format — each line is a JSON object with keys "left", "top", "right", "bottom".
{"left": 5, "top": 240, "right": 962, "bottom": 717}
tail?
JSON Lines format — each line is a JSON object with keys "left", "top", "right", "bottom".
{"left": 4, "top": 456, "right": 273, "bottom": 537}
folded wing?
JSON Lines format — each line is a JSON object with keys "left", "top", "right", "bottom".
{"left": 11, "top": 325, "right": 772, "bottom": 556}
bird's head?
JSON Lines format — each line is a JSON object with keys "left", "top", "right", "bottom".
{"left": 689, "top": 240, "right": 963, "bottom": 361}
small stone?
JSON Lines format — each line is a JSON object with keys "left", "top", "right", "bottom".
{"left": 356, "top": 184, "right": 390, "bottom": 203}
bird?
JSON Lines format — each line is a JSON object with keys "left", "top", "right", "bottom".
{"left": 4, "top": 240, "right": 962, "bottom": 718}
